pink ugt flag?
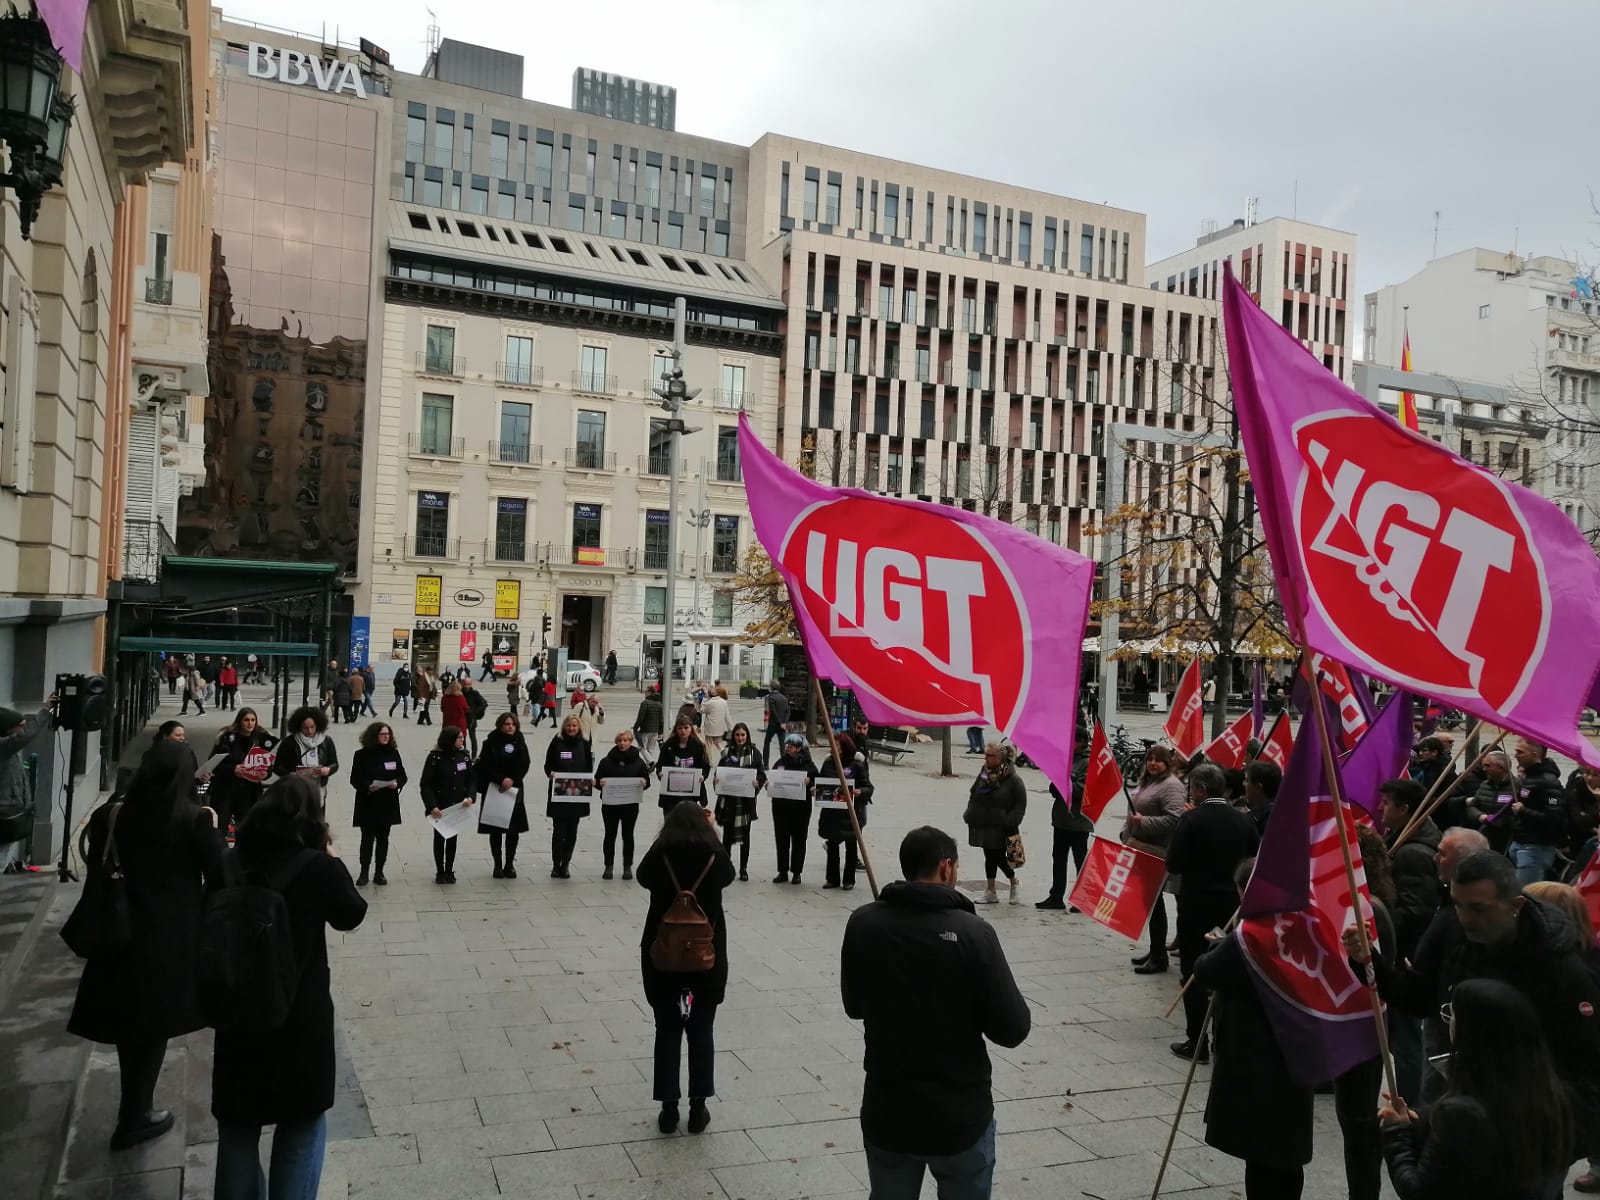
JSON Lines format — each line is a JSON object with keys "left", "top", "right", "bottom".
{"left": 36, "top": 0, "right": 89, "bottom": 72}
{"left": 1223, "top": 267, "right": 1600, "bottom": 769}
{"left": 736, "top": 416, "right": 1096, "bottom": 795}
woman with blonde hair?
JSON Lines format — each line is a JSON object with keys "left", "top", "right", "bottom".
{"left": 1125, "top": 744, "right": 1187, "bottom": 974}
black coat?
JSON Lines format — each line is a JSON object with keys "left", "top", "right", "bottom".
{"left": 840, "top": 881, "right": 1031, "bottom": 1156}
{"left": 963, "top": 770, "right": 1027, "bottom": 853}
{"left": 632, "top": 695, "right": 665, "bottom": 737}
{"left": 636, "top": 840, "right": 735, "bottom": 1007}
{"left": 349, "top": 746, "right": 407, "bottom": 829}
{"left": 273, "top": 735, "right": 340, "bottom": 789}
{"left": 1380, "top": 1096, "right": 1529, "bottom": 1200}
{"left": 655, "top": 735, "right": 711, "bottom": 810}
{"left": 419, "top": 747, "right": 475, "bottom": 812}
{"left": 206, "top": 728, "right": 278, "bottom": 829}
{"left": 713, "top": 743, "right": 766, "bottom": 823}
{"left": 476, "top": 729, "right": 532, "bottom": 833}
{"left": 818, "top": 756, "right": 871, "bottom": 840}
{"left": 544, "top": 733, "right": 594, "bottom": 819}
{"left": 1165, "top": 799, "right": 1261, "bottom": 901}
{"left": 1387, "top": 817, "right": 1442, "bottom": 959}
{"left": 1194, "top": 933, "right": 1314, "bottom": 1169}
{"left": 769, "top": 749, "right": 818, "bottom": 821}
{"left": 595, "top": 745, "right": 652, "bottom": 807}
{"left": 1507, "top": 759, "right": 1567, "bottom": 846}
{"left": 210, "top": 809, "right": 367, "bottom": 1124}
{"left": 68, "top": 791, "right": 225, "bottom": 1044}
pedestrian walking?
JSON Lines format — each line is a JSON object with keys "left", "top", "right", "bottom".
{"left": 331, "top": 673, "right": 352, "bottom": 725}
{"left": 480, "top": 649, "right": 495, "bottom": 681}
{"left": 505, "top": 676, "right": 521, "bottom": 719}
{"left": 699, "top": 685, "right": 731, "bottom": 755}
{"left": 633, "top": 685, "right": 665, "bottom": 764}
{"left": 164, "top": 654, "right": 182, "bottom": 695}
{"left": 544, "top": 714, "right": 594, "bottom": 878}
{"left": 595, "top": 728, "right": 652, "bottom": 879}
{"left": 206, "top": 708, "right": 278, "bottom": 836}
{"left": 440, "top": 681, "right": 468, "bottom": 738}
{"left": 273, "top": 707, "right": 339, "bottom": 791}
{"left": 349, "top": 722, "right": 405, "bottom": 886}
{"left": 217, "top": 658, "right": 238, "bottom": 710}
{"left": 962, "top": 741, "right": 1028, "bottom": 905}
{"left": 656, "top": 716, "right": 712, "bottom": 811}
{"left": 636, "top": 802, "right": 735, "bottom": 1135}
{"left": 419, "top": 727, "right": 474, "bottom": 884}
{"left": 539, "top": 677, "right": 559, "bottom": 727}
{"left": 769, "top": 733, "right": 816, "bottom": 884}
{"left": 760, "top": 682, "right": 790, "bottom": 764}
{"left": 840, "top": 825, "right": 1031, "bottom": 1197}
{"left": 571, "top": 689, "right": 605, "bottom": 749}
{"left": 713, "top": 723, "right": 765, "bottom": 883}
{"left": 210, "top": 775, "right": 366, "bottom": 1200}
{"left": 67, "top": 740, "right": 224, "bottom": 1151}
{"left": 461, "top": 678, "right": 488, "bottom": 756}
{"left": 476, "top": 712, "right": 530, "bottom": 879}
{"left": 181, "top": 664, "right": 207, "bottom": 715}
{"left": 412, "top": 666, "right": 434, "bottom": 725}
{"left": 1036, "top": 777, "right": 1093, "bottom": 911}
{"left": 321, "top": 661, "right": 340, "bottom": 718}
{"left": 0, "top": 697, "right": 53, "bottom": 871}
{"left": 818, "top": 733, "right": 872, "bottom": 889}
{"left": 390, "top": 663, "right": 413, "bottom": 719}
{"left": 524, "top": 670, "right": 542, "bottom": 720}
{"left": 1124, "top": 745, "right": 1188, "bottom": 974}
{"left": 359, "top": 665, "right": 378, "bottom": 717}
{"left": 604, "top": 649, "right": 618, "bottom": 685}
{"left": 345, "top": 670, "right": 365, "bottom": 724}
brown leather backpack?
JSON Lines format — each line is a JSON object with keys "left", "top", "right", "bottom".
{"left": 649, "top": 856, "right": 717, "bottom": 972}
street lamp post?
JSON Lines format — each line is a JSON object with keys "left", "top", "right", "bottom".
{"left": 653, "top": 297, "right": 699, "bottom": 691}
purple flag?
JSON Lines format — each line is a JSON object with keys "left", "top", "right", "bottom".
{"left": 1337, "top": 689, "right": 1415, "bottom": 822}
{"left": 1223, "top": 266, "right": 1600, "bottom": 770}
{"left": 1251, "top": 661, "right": 1266, "bottom": 738}
{"left": 36, "top": 0, "right": 89, "bottom": 72}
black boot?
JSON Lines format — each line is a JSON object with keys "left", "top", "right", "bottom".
{"left": 687, "top": 1098, "right": 710, "bottom": 1134}
{"left": 356, "top": 860, "right": 370, "bottom": 887}
{"left": 658, "top": 1102, "right": 679, "bottom": 1133}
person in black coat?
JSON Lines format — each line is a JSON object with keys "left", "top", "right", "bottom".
{"left": 636, "top": 802, "right": 736, "bottom": 1135}
{"left": 655, "top": 716, "right": 711, "bottom": 811}
{"left": 419, "top": 726, "right": 475, "bottom": 884}
{"left": 768, "top": 733, "right": 818, "bottom": 885}
{"left": 818, "top": 734, "right": 872, "bottom": 890}
{"left": 961, "top": 743, "right": 1027, "bottom": 905}
{"left": 390, "top": 664, "right": 412, "bottom": 719}
{"left": 68, "top": 740, "right": 224, "bottom": 1151}
{"left": 595, "top": 728, "right": 653, "bottom": 880}
{"left": 475, "top": 711, "right": 531, "bottom": 879}
{"left": 273, "top": 706, "right": 339, "bottom": 790}
{"left": 211, "top": 775, "right": 366, "bottom": 1200}
{"left": 206, "top": 707, "right": 278, "bottom": 836}
{"left": 713, "top": 723, "right": 766, "bottom": 883}
{"left": 349, "top": 721, "right": 406, "bottom": 886}
{"left": 544, "top": 714, "right": 594, "bottom": 878}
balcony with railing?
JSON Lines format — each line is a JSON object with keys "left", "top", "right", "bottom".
{"left": 490, "top": 537, "right": 528, "bottom": 563}
{"left": 712, "top": 388, "right": 748, "bottom": 411}
{"left": 408, "top": 433, "right": 465, "bottom": 458}
{"left": 416, "top": 351, "right": 466, "bottom": 378}
{"left": 489, "top": 441, "right": 542, "bottom": 465}
{"left": 496, "top": 362, "right": 544, "bottom": 387}
{"left": 571, "top": 370, "right": 618, "bottom": 395}
{"left": 639, "top": 455, "right": 687, "bottom": 478}
{"left": 713, "top": 455, "right": 742, "bottom": 484}
{"left": 122, "top": 518, "right": 177, "bottom": 584}
{"left": 565, "top": 445, "right": 617, "bottom": 471}
{"left": 144, "top": 277, "right": 173, "bottom": 305}
{"left": 404, "top": 534, "right": 460, "bottom": 560}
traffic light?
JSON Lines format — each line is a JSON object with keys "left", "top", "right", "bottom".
{"left": 542, "top": 614, "right": 552, "bottom": 634}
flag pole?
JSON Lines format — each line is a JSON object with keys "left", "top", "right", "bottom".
{"left": 1162, "top": 909, "right": 1239, "bottom": 1020}
{"left": 1150, "top": 995, "right": 1217, "bottom": 1200}
{"left": 1392, "top": 729, "right": 1510, "bottom": 849}
{"left": 808, "top": 675, "right": 881, "bottom": 900}
{"left": 1299, "top": 655, "right": 1403, "bottom": 1105}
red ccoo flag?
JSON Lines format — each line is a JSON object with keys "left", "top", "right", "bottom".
{"left": 1069, "top": 836, "right": 1168, "bottom": 940}
{"left": 1164, "top": 657, "right": 1206, "bottom": 759}
{"left": 1573, "top": 849, "right": 1600, "bottom": 949}
{"left": 1082, "top": 722, "right": 1124, "bottom": 822}
{"left": 1258, "top": 712, "right": 1294, "bottom": 770}
{"left": 1203, "top": 711, "right": 1255, "bottom": 771}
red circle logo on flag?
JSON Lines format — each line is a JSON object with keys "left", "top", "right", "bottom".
{"left": 779, "top": 498, "right": 1031, "bottom": 728}
{"left": 1580, "top": 1001, "right": 1594, "bottom": 1018}
{"left": 1292, "top": 413, "right": 1547, "bottom": 710}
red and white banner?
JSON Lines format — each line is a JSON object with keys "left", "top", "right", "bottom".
{"left": 459, "top": 630, "right": 477, "bottom": 662}
{"left": 1574, "top": 849, "right": 1600, "bottom": 949}
{"left": 1258, "top": 713, "right": 1294, "bottom": 770}
{"left": 1164, "top": 658, "right": 1206, "bottom": 759}
{"left": 1309, "top": 653, "right": 1370, "bottom": 752}
{"left": 1082, "top": 722, "right": 1124, "bottom": 823}
{"left": 1069, "top": 836, "right": 1168, "bottom": 940}
{"left": 1203, "top": 711, "right": 1255, "bottom": 771}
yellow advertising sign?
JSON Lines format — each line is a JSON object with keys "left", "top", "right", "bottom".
{"left": 414, "top": 575, "right": 442, "bottom": 616}
{"left": 495, "top": 579, "right": 521, "bottom": 620}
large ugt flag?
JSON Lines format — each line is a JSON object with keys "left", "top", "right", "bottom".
{"left": 737, "top": 417, "right": 1095, "bottom": 789}
{"left": 1237, "top": 720, "right": 1381, "bottom": 1085}
{"left": 1223, "top": 267, "right": 1600, "bottom": 769}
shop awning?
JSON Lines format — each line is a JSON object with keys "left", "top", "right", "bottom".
{"left": 118, "top": 637, "right": 323, "bottom": 658}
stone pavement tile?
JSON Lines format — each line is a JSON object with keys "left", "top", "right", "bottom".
{"left": 60, "top": 1045, "right": 188, "bottom": 1185}
{"left": 181, "top": 1141, "right": 216, "bottom": 1200}
{"left": 732, "top": 1041, "right": 848, "bottom": 1073}
{"left": 417, "top": 1118, "right": 555, "bottom": 1159}
{"left": 1069, "top": 1085, "right": 1192, "bottom": 1123}
{"left": 1046, "top": 1150, "right": 1205, "bottom": 1199}
{"left": 544, "top": 999, "right": 649, "bottom": 1026}
{"left": 8, "top": 1135, "right": 55, "bottom": 1200}
{"left": 710, "top": 1154, "right": 861, "bottom": 1200}
{"left": 775, "top": 1091, "right": 860, "bottom": 1124}
{"left": 0, "top": 1079, "right": 73, "bottom": 1145}
{"left": 1066, "top": 1114, "right": 1200, "bottom": 1158}
{"left": 544, "top": 1107, "right": 666, "bottom": 1150}
{"left": 491, "top": 1143, "right": 640, "bottom": 1189}
{"left": 366, "top": 1097, "right": 483, "bottom": 1136}
{"left": 993, "top": 1127, "right": 1099, "bottom": 1169}
{"left": 622, "top": 1128, "right": 769, "bottom": 1175}
{"left": 572, "top": 1170, "right": 728, "bottom": 1200}
{"left": 481, "top": 1055, "right": 646, "bottom": 1093}
{"left": 446, "top": 999, "right": 552, "bottom": 1031}
{"left": 476, "top": 1088, "right": 609, "bottom": 1125}
{"left": 326, "top": 1131, "right": 422, "bottom": 1170}
{"left": 1166, "top": 1142, "right": 1247, "bottom": 1187}
{"left": 992, "top": 1095, "right": 1104, "bottom": 1132}
{"left": 743, "top": 1115, "right": 858, "bottom": 1160}
{"left": 345, "top": 1155, "right": 499, "bottom": 1199}
{"left": 407, "top": 1067, "right": 531, "bottom": 1104}
{"left": 348, "top": 1049, "right": 465, "bottom": 1082}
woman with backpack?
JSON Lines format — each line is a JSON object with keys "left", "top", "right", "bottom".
{"left": 817, "top": 734, "right": 872, "bottom": 890}
{"left": 349, "top": 722, "right": 406, "bottom": 886}
{"left": 595, "top": 728, "right": 653, "bottom": 880}
{"left": 273, "top": 707, "right": 339, "bottom": 790}
{"left": 207, "top": 708, "right": 278, "bottom": 836}
{"left": 769, "top": 733, "right": 818, "bottom": 885}
{"left": 477, "top": 712, "right": 531, "bottom": 879}
{"left": 636, "top": 801, "right": 735, "bottom": 1136}
{"left": 420, "top": 727, "right": 474, "bottom": 884}
{"left": 656, "top": 715, "right": 712, "bottom": 811}
{"left": 713, "top": 723, "right": 765, "bottom": 883}
{"left": 544, "top": 714, "right": 594, "bottom": 879}
{"left": 211, "top": 774, "right": 367, "bottom": 1200}
{"left": 68, "top": 739, "right": 224, "bottom": 1152}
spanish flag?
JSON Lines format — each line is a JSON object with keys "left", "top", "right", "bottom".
{"left": 1397, "top": 329, "right": 1420, "bottom": 431}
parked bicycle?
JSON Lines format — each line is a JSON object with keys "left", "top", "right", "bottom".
{"left": 1109, "top": 723, "right": 1156, "bottom": 779}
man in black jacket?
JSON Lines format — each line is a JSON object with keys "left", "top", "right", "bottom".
{"left": 1378, "top": 778, "right": 1442, "bottom": 1107}
{"left": 1164, "top": 763, "right": 1259, "bottom": 1063}
{"left": 1507, "top": 738, "right": 1567, "bottom": 886}
{"left": 761, "top": 683, "right": 790, "bottom": 764}
{"left": 841, "top": 826, "right": 1030, "bottom": 1198}
{"left": 461, "top": 678, "right": 488, "bottom": 756}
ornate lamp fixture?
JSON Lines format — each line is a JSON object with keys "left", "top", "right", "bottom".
{"left": 0, "top": 6, "right": 75, "bottom": 239}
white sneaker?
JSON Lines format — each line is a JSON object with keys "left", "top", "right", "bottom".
{"left": 1009, "top": 878, "right": 1020, "bottom": 905}
{"left": 982, "top": 886, "right": 999, "bottom": 904}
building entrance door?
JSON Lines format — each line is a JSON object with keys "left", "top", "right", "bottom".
{"left": 561, "top": 594, "right": 606, "bottom": 662}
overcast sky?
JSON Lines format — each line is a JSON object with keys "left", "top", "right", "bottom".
{"left": 225, "top": 0, "right": 1600, "bottom": 351}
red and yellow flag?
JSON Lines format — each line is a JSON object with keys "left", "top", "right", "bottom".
{"left": 1397, "top": 331, "right": 1420, "bottom": 431}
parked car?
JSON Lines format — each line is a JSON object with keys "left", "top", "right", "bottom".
{"left": 565, "top": 661, "right": 604, "bottom": 692}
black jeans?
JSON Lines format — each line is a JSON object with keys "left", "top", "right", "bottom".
{"left": 1147, "top": 894, "right": 1169, "bottom": 962}
{"left": 358, "top": 828, "right": 390, "bottom": 871}
{"left": 488, "top": 830, "right": 520, "bottom": 868}
{"left": 982, "top": 846, "right": 1015, "bottom": 883}
{"left": 825, "top": 837, "right": 858, "bottom": 886}
{"left": 1332, "top": 1056, "right": 1383, "bottom": 1200}
{"left": 772, "top": 803, "right": 809, "bottom": 876}
{"left": 761, "top": 724, "right": 785, "bottom": 764}
{"left": 1177, "top": 893, "right": 1235, "bottom": 1042}
{"left": 431, "top": 830, "right": 457, "bottom": 873}
{"left": 466, "top": 723, "right": 479, "bottom": 756}
{"left": 651, "top": 997, "right": 718, "bottom": 1102}
{"left": 390, "top": 694, "right": 410, "bottom": 717}
{"left": 602, "top": 805, "right": 637, "bottom": 868}
{"left": 116, "top": 1038, "right": 168, "bottom": 1123}
{"left": 1047, "top": 828, "right": 1090, "bottom": 901}
{"left": 180, "top": 688, "right": 204, "bottom": 714}
{"left": 722, "top": 821, "right": 749, "bottom": 871}
{"left": 551, "top": 817, "right": 580, "bottom": 868}
{"left": 1243, "top": 1162, "right": 1303, "bottom": 1200}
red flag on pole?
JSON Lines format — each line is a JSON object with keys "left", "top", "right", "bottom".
{"left": 1573, "top": 849, "right": 1600, "bottom": 948}
{"left": 1164, "top": 657, "right": 1206, "bottom": 759}
{"left": 1082, "top": 722, "right": 1124, "bottom": 823}
{"left": 1258, "top": 713, "right": 1294, "bottom": 769}
{"left": 1069, "top": 837, "right": 1168, "bottom": 940}
{"left": 1202, "top": 711, "right": 1255, "bottom": 770}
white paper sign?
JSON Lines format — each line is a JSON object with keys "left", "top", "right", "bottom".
{"left": 478, "top": 784, "right": 518, "bottom": 829}
{"left": 600, "top": 776, "right": 645, "bottom": 806}
{"left": 428, "top": 801, "right": 477, "bottom": 839}
{"left": 661, "top": 767, "right": 703, "bottom": 797}
{"left": 713, "top": 766, "right": 758, "bottom": 798}
{"left": 551, "top": 772, "right": 595, "bottom": 802}
{"left": 767, "top": 769, "right": 810, "bottom": 802}
{"left": 814, "top": 777, "right": 848, "bottom": 810}
{"left": 197, "top": 752, "right": 230, "bottom": 779}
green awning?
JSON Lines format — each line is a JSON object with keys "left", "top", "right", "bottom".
{"left": 160, "top": 558, "right": 342, "bottom": 577}
{"left": 118, "top": 637, "right": 323, "bottom": 658}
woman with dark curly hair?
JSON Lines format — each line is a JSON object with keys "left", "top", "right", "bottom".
{"left": 273, "top": 707, "right": 339, "bottom": 790}
{"left": 349, "top": 722, "right": 406, "bottom": 886}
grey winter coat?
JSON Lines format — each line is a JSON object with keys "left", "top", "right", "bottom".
{"left": 0, "top": 707, "right": 49, "bottom": 819}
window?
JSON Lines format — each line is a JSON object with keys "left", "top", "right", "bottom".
{"left": 579, "top": 345, "right": 609, "bottom": 392}
{"left": 884, "top": 191, "right": 899, "bottom": 234}
{"left": 644, "top": 585, "right": 667, "bottom": 624}
{"left": 803, "top": 177, "right": 818, "bottom": 221}
{"left": 575, "top": 409, "right": 607, "bottom": 468}
{"left": 916, "top": 346, "right": 931, "bottom": 381}
{"left": 1478, "top": 303, "right": 1491, "bottom": 319}
{"left": 712, "top": 515, "right": 739, "bottom": 572}
{"left": 424, "top": 324, "right": 456, "bottom": 373}
{"left": 494, "top": 498, "right": 527, "bottom": 561}
{"left": 973, "top": 210, "right": 986, "bottom": 254}
{"left": 421, "top": 175, "right": 442, "bottom": 206}
{"left": 644, "top": 162, "right": 661, "bottom": 207}
{"left": 532, "top": 140, "right": 553, "bottom": 187}
{"left": 1043, "top": 223, "right": 1057, "bottom": 266}
{"left": 490, "top": 131, "right": 508, "bottom": 176}
{"left": 903, "top": 287, "right": 917, "bottom": 324}
{"left": 432, "top": 118, "right": 453, "bottom": 168}
{"left": 962, "top": 296, "right": 977, "bottom": 332}
{"left": 647, "top": 418, "right": 672, "bottom": 474}
{"left": 824, "top": 180, "right": 841, "bottom": 224}
{"left": 886, "top": 452, "right": 903, "bottom": 492}
{"left": 498, "top": 401, "right": 531, "bottom": 462}
{"left": 567, "top": 203, "right": 585, "bottom": 231}
{"left": 879, "top": 284, "right": 893, "bottom": 318}
{"left": 469, "top": 184, "right": 488, "bottom": 214}
{"left": 1018, "top": 218, "right": 1031, "bottom": 264}
{"left": 1080, "top": 224, "right": 1095, "bottom": 273}
{"left": 504, "top": 334, "right": 534, "bottom": 385}
{"left": 712, "top": 590, "right": 733, "bottom": 627}
{"left": 572, "top": 502, "right": 602, "bottom": 551}
{"left": 644, "top": 509, "right": 670, "bottom": 569}
{"left": 420, "top": 393, "right": 454, "bottom": 454}
{"left": 406, "top": 114, "right": 425, "bottom": 161}
{"left": 716, "top": 426, "right": 741, "bottom": 481}
{"left": 415, "top": 491, "right": 449, "bottom": 556}
{"left": 699, "top": 173, "right": 715, "bottom": 216}
{"left": 719, "top": 363, "right": 746, "bottom": 408}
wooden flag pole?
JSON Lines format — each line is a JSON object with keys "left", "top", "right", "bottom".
{"left": 1299, "top": 656, "right": 1403, "bottom": 1106}
{"left": 1392, "top": 728, "right": 1510, "bottom": 850}
{"left": 809, "top": 676, "right": 881, "bottom": 900}
{"left": 1150, "top": 994, "right": 1217, "bottom": 1199}
{"left": 1162, "top": 906, "right": 1239, "bottom": 1020}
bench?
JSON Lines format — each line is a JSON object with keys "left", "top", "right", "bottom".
{"left": 863, "top": 726, "right": 915, "bottom": 765}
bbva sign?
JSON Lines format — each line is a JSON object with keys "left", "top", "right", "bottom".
{"left": 247, "top": 42, "right": 369, "bottom": 99}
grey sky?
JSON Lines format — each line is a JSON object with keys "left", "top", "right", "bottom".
{"left": 223, "top": 0, "right": 1600, "bottom": 351}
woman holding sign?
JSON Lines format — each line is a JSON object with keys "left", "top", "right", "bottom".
{"left": 713, "top": 723, "right": 766, "bottom": 882}
{"left": 768, "top": 733, "right": 817, "bottom": 885}
{"left": 476, "top": 712, "right": 531, "bottom": 879}
{"left": 543, "top": 714, "right": 594, "bottom": 879}
{"left": 420, "top": 726, "right": 474, "bottom": 884}
{"left": 818, "top": 734, "right": 872, "bottom": 890}
{"left": 207, "top": 708, "right": 278, "bottom": 835}
{"left": 274, "top": 707, "right": 339, "bottom": 791}
{"left": 656, "top": 715, "right": 712, "bottom": 812}
{"left": 595, "top": 728, "right": 652, "bottom": 879}
{"left": 350, "top": 723, "right": 406, "bottom": 886}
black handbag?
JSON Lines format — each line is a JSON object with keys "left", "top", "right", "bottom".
{"left": 60, "top": 802, "right": 133, "bottom": 958}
